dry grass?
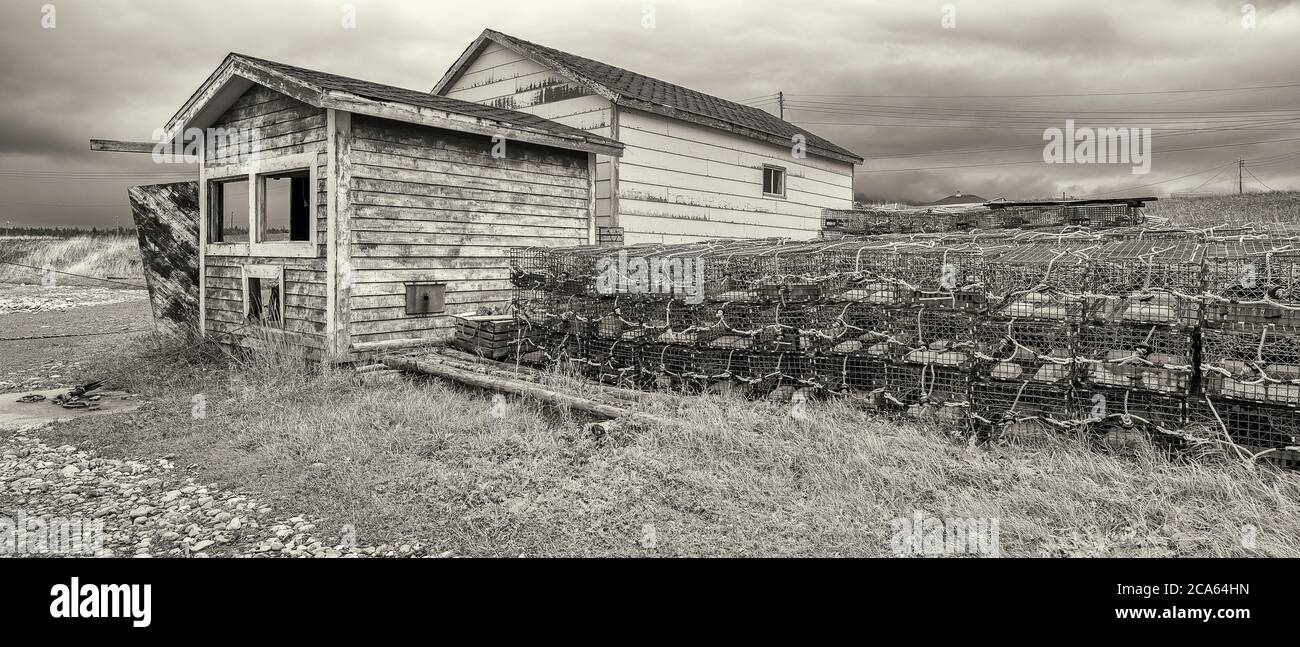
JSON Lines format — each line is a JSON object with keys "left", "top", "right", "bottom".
{"left": 1146, "top": 191, "right": 1300, "bottom": 228}
{"left": 35, "top": 332, "right": 1300, "bottom": 557}
{"left": 0, "top": 235, "right": 142, "bottom": 286}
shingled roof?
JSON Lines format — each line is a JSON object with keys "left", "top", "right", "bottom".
{"left": 434, "top": 29, "right": 864, "bottom": 164}
{"left": 164, "top": 53, "right": 624, "bottom": 156}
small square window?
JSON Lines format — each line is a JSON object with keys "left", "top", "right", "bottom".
{"left": 405, "top": 283, "right": 446, "bottom": 316}
{"left": 211, "top": 178, "right": 249, "bottom": 242}
{"left": 246, "top": 276, "right": 283, "bottom": 327}
{"left": 762, "top": 166, "right": 786, "bottom": 197}
{"left": 260, "top": 170, "right": 311, "bottom": 242}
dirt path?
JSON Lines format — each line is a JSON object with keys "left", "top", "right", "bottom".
{"left": 0, "top": 286, "right": 151, "bottom": 392}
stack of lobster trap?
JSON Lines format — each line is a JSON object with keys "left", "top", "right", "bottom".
{"left": 505, "top": 202, "right": 1300, "bottom": 467}
{"left": 1193, "top": 241, "right": 1300, "bottom": 463}
{"left": 969, "top": 242, "right": 1089, "bottom": 436}
{"left": 1071, "top": 240, "right": 1204, "bottom": 443}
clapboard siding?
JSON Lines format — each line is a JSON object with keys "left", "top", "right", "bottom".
{"left": 439, "top": 42, "right": 859, "bottom": 242}
{"left": 202, "top": 85, "right": 329, "bottom": 357}
{"left": 203, "top": 255, "right": 328, "bottom": 352}
{"left": 615, "top": 108, "right": 853, "bottom": 244}
{"left": 344, "top": 115, "right": 590, "bottom": 346}
{"left": 441, "top": 43, "right": 614, "bottom": 228}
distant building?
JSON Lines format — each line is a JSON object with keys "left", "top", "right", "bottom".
{"left": 925, "top": 192, "right": 987, "bottom": 206}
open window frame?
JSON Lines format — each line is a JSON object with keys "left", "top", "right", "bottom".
{"left": 201, "top": 152, "right": 320, "bottom": 258}
{"left": 241, "top": 264, "right": 286, "bottom": 328}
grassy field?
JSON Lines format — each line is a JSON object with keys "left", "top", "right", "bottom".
{"left": 34, "top": 331, "right": 1300, "bottom": 557}
{"left": 0, "top": 234, "right": 142, "bottom": 286}
{"left": 1146, "top": 191, "right": 1300, "bottom": 227}
{"left": 16, "top": 196, "right": 1300, "bottom": 556}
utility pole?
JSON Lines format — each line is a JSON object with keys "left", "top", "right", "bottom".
{"left": 778, "top": 91, "right": 784, "bottom": 120}
{"left": 1239, "top": 159, "right": 1245, "bottom": 194}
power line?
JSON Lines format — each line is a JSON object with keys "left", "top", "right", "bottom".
{"left": 0, "top": 328, "right": 151, "bottom": 342}
{"left": 0, "top": 200, "right": 126, "bottom": 209}
{"left": 792, "top": 120, "right": 1300, "bottom": 131}
{"left": 1185, "top": 162, "right": 1236, "bottom": 193}
{"left": 0, "top": 260, "right": 147, "bottom": 289}
{"left": 1248, "top": 150, "right": 1300, "bottom": 166}
{"left": 0, "top": 172, "right": 195, "bottom": 180}
{"left": 855, "top": 122, "right": 1300, "bottom": 160}
{"left": 1244, "top": 166, "right": 1278, "bottom": 191}
{"left": 784, "top": 104, "right": 1300, "bottom": 127}
{"left": 785, "top": 99, "right": 1300, "bottom": 116}
{"left": 853, "top": 135, "right": 1300, "bottom": 173}
{"left": 785, "top": 81, "right": 1300, "bottom": 99}
{"left": 1082, "top": 162, "right": 1240, "bottom": 197}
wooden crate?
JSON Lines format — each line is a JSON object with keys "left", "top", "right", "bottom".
{"left": 454, "top": 315, "right": 520, "bottom": 360}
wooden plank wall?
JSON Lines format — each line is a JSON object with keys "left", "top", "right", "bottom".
{"left": 616, "top": 108, "right": 855, "bottom": 244}
{"left": 440, "top": 41, "right": 616, "bottom": 229}
{"left": 346, "top": 115, "right": 590, "bottom": 347}
{"left": 202, "top": 85, "right": 330, "bottom": 356}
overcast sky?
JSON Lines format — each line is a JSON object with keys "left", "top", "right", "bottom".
{"left": 1, "top": 0, "right": 1297, "bottom": 228}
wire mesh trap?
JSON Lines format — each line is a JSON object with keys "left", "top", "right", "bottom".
{"left": 1073, "top": 385, "right": 1188, "bottom": 437}
{"left": 972, "top": 318, "right": 1075, "bottom": 383}
{"left": 812, "top": 353, "right": 887, "bottom": 393}
{"left": 894, "top": 243, "right": 1001, "bottom": 311}
{"left": 983, "top": 243, "right": 1089, "bottom": 320}
{"left": 1076, "top": 323, "right": 1195, "bottom": 395}
{"left": 1188, "top": 397, "right": 1300, "bottom": 455}
{"left": 1199, "top": 325, "right": 1300, "bottom": 407}
{"left": 893, "top": 307, "right": 978, "bottom": 369}
{"left": 969, "top": 380, "right": 1073, "bottom": 437}
{"left": 1202, "top": 241, "right": 1300, "bottom": 328}
{"left": 1083, "top": 240, "right": 1204, "bottom": 328}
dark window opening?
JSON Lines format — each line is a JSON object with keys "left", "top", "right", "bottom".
{"left": 262, "top": 171, "right": 311, "bottom": 242}
{"left": 762, "top": 166, "right": 786, "bottom": 197}
{"left": 405, "top": 283, "right": 446, "bottom": 316}
{"left": 246, "top": 277, "right": 282, "bottom": 327}
{"left": 211, "top": 178, "right": 249, "bottom": 242}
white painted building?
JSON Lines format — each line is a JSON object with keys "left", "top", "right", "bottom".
{"left": 434, "top": 29, "right": 863, "bottom": 245}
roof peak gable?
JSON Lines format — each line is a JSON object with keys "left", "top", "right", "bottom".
{"left": 433, "top": 29, "right": 863, "bottom": 164}
{"left": 161, "top": 52, "right": 622, "bottom": 156}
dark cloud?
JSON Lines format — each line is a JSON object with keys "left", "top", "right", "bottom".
{"left": 0, "top": 0, "right": 1296, "bottom": 227}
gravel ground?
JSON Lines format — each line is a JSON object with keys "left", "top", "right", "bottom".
{"left": 0, "top": 285, "right": 147, "bottom": 315}
{"left": 0, "top": 287, "right": 435, "bottom": 558}
{"left": 1, "top": 428, "right": 439, "bottom": 558}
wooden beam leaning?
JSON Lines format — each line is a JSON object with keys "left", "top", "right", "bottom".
{"left": 89, "top": 139, "right": 158, "bottom": 153}
{"left": 382, "top": 355, "right": 670, "bottom": 426}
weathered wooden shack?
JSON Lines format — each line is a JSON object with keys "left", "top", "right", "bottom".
{"left": 433, "top": 29, "right": 863, "bottom": 245}
{"left": 130, "top": 53, "right": 621, "bottom": 360}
